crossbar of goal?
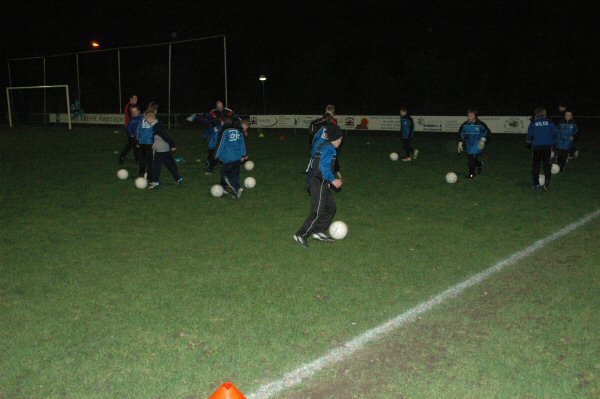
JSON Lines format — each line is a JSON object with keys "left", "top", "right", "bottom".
{"left": 6, "top": 85, "right": 72, "bottom": 130}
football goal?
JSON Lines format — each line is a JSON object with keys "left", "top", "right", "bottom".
{"left": 6, "top": 85, "right": 72, "bottom": 129}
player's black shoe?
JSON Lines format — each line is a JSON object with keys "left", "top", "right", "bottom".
{"left": 312, "top": 232, "right": 334, "bottom": 242}
{"left": 293, "top": 234, "right": 309, "bottom": 248}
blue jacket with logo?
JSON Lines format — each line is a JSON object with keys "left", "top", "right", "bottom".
{"left": 215, "top": 127, "right": 246, "bottom": 163}
{"left": 526, "top": 117, "right": 557, "bottom": 147}
{"left": 458, "top": 119, "right": 490, "bottom": 155}
{"left": 400, "top": 115, "right": 415, "bottom": 140}
{"left": 556, "top": 119, "right": 577, "bottom": 150}
{"left": 136, "top": 118, "right": 157, "bottom": 145}
{"left": 127, "top": 115, "right": 143, "bottom": 138}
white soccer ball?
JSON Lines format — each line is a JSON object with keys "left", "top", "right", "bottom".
{"left": 329, "top": 221, "right": 348, "bottom": 240}
{"left": 134, "top": 177, "right": 147, "bottom": 189}
{"left": 445, "top": 172, "right": 458, "bottom": 184}
{"left": 538, "top": 174, "right": 545, "bottom": 186}
{"left": 244, "top": 176, "right": 256, "bottom": 188}
{"left": 117, "top": 169, "right": 129, "bottom": 180}
{"left": 244, "top": 160, "right": 255, "bottom": 171}
{"left": 551, "top": 163, "right": 560, "bottom": 174}
{"left": 210, "top": 184, "right": 224, "bottom": 197}
{"left": 389, "top": 152, "right": 399, "bottom": 161}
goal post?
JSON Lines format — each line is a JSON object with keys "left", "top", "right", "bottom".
{"left": 6, "top": 85, "right": 72, "bottom": 129}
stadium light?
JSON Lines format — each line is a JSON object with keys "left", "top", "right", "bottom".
{"left": 90, "top": 41, "right": 100, "bottom": 48}
{"left": 259, "top": 75, "right": 266, "bottom": 114}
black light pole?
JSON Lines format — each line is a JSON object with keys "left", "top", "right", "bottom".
{"left": 259, "top": 75, "right": 267, "bottom": 114}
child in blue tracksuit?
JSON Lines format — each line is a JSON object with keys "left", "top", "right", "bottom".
{"left": 215, "top": 116, "right": 247, "bottom": 199}
{"left": 526, "top": 107, "right": 558, "bottom": 190}
{"left": 457, "top": 108, "right": 490, "bottom": 178}
{"left": 147, "top": 113, "right": 183, "bottom": 189}
{"left": 556, "top": 111, "right": 578, "bottom": 171}
{"left": 294, "top": 125, "right": 344, "bottom": 248}
{"left": 136, "top": 110, "right": 157, "bottom": 179}
{"left": 400, "top": 106, "right": 419, "bottom": 161}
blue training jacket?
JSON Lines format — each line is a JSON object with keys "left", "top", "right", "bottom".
{"left": 207, "top": 125, "right": 222, "bottom": 150}
{"left": 401, "top": 115, "right": 415, "bottom": 140}
{"left": 318, "top": 143, "right": 337, "bottom": 183}
{"left": 556, "top": 119, "right": 577, "bottom": 150}
{"left": 215, "top": 127, "right": 246, "bottom": 163}
{"left": 311, "top": 126, "right": 329, "bottom": 157}
{"left": 527, "top": 117, "right": 557, "bottom": 147}
{"left": 458, "top": 119, "right": 490, "bottom": 155}
{"left": 127, "top": 115, "right": 143, "bottom": 138}
{"left": 136, "top": 118, "right": 157, "bottom": 145}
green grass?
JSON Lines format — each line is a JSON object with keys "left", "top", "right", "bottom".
{"left": 1, "top": 124, "right": 599, "bottom": 398}
{"left": 282, "top": 218, "right": 600, "bottom": 399}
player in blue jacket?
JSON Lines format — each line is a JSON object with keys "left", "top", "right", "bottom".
{"left": 294, "top": 125, "right": 344, "bottom": 248}
{"left": 555, "top": 110, "right": 577, "bottom": 172}
{"left": 215, "top": 116, "right": 247, "bottom": 199}
{"left": 135, "top": 110, "right": 157, "bottom": 179}
{"left": 526, "top": 107, "right": 558, "bottom": 190}
{"left": 457, "top": 108, "right": 491, "bottom": 179}
{"left": 400, "top": 106, "right": 419, "bottom": 161}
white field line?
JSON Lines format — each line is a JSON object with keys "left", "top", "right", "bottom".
{"left": 248, "top": 209, "right": 600, "bottom": 399}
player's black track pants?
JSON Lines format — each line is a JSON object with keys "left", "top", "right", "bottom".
{"left": 532, "top": 145, "right": 552, "bottom": 186}
{"left": 138, "top": 144, "right": 154, "bottom": 179}
{"left": 221, "top": 161, "right": 241, "bottom": 193}
{"left": 467, "top": 155, "right": 482, "bottom": 176}
{"left": 151, "top": 151, "right": 180, "bottom": 183}
{"left": 119, "top": 134, "right": 140, "bottom": 162}
{"left": 297, "top": 177, "right": 336, "bottom": 238}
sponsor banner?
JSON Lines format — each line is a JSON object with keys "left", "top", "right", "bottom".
{"left": 249, "top": 115, "right": 529, "bottom": 133}
{"left": 49, "top": 112, "right": 531, "bottom": 133}
{"left": 49, "top": 113, "right": 124, "bottom": 125}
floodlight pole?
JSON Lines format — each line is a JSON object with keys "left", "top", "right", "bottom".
{"left": 168, "top": 43, "right": 172, "bottom": 130}
{"left": 259, "top": 75, "right": 267, "bottom": 114}
{"left": 223, "top": 36, "right": 228, "bottom": 107}
{"left": 117, "top": 49, "right": 122, "bottom": 114}
{"left": 75, "top": 54, "right": 81, "bottom": 103}
{"left": 43, "top": 57, "right": 46, "bottom": 123}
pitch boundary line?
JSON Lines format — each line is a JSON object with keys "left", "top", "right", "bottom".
{"left": 248, "top": 209, "right": 600, "bottom": 399}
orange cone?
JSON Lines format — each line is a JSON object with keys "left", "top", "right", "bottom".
{"left": 208, "top": 382, "right": 247, "bottom": 399}
{"left": 279, "top": 133, "right": 286, "bottom": 141}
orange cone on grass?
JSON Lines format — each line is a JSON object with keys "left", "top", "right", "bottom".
{"left": 279, "top": 133, "right": 286, "bottom": 141}
{"left": 208, "top": 382, "right": 247, "bottom": 399}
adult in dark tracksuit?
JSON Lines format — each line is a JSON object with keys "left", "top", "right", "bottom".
{"left": 119, "top": 95, "right": 140, "bottom": 164}
{"left": 526, "top": 107, "right": 557, "bottom": 190}
{"left": 294, "top": 125, "right": 343, "bottom": 248}
{"left": 400, "top": 106, "right": 419, "bottom": 161}
{"left": 457, "top": 109, "right": 490, "bottom": 179}
{"left": 556, "top": 111, "right": 578, "bottom": 171}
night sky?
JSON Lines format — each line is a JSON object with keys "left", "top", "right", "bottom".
{"left": 1, "top": 1, "right": 599, "bottom": 116}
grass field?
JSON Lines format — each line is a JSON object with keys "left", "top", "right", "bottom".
{"left": 1, "top": 124, "right": 599, "bottom": 399}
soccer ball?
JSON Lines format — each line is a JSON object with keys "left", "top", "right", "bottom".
{"left": 134, "top": 177, "right": 147, "bottom": 189}
{"left": 389, "top": 152, "right": 399, "bottom": 161}
{"left": 538, "top": 174, "right": 545, "bottom": 186}
{"left": 244, "top": 160, "right": 255, "bottom": 171}
{"left": 329, "top": 221, "right": 348, "bottom": 240}
{"left": 117, "top": 169, "right": 129, "bottom": 180}
{"left": 244, "top": 177, "right": 256, "bottom": 188}
{"left": 445, "top": 172, "right": 458, "bottom": 184}
{"left": 551, "top": 163, "right": 560, "bottom": 174}
{"left": 210, "top": 184, "right": 224, "bottom": 197}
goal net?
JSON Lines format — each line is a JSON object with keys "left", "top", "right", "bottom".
{"left": 6, "top": 85, "right": 72, "bottom": 129}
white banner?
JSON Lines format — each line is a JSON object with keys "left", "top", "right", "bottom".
{"left": 48, "top": 112, "right": 531, "bottom": 134}
{"left": 249, "top": 114, "right": 530, "bottom": 134}
{"left": 49, "top": 113, "right": 124, "bottom": 125}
